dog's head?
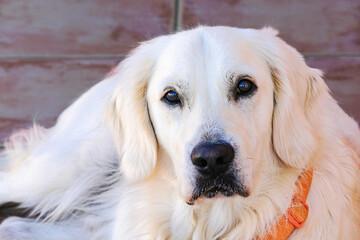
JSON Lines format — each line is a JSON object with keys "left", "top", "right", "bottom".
{"left": 107, "top": 26, "right": 327, "bottom": 204}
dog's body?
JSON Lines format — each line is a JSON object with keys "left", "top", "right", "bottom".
{"left": 0, "top": 26, "right": 359, "bottom": 240}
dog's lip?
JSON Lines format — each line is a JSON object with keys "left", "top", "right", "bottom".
{"left": 203, "top": 186, "right": 236, "bottom": 198}
{"left": 186, "top": 184, "right": 249, "bottom": 205}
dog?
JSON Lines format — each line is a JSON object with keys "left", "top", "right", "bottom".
{"left": 0, "top": 26, "right": 359, "bottom": 240}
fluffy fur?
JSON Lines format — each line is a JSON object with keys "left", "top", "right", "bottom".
{"left": 0, "top": 26, "right": 359, "bottom": 240}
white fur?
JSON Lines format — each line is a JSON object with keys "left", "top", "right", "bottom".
{"left": 0, "top": 26, "right": 359, "bottom": 240}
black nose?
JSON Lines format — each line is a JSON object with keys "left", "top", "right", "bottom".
{"left": 191, "top": 143, "right": 235, "bottom": 178}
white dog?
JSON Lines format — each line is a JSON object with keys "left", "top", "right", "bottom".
{"left": 0, "top": 26, "right": 359, "bottom": 240}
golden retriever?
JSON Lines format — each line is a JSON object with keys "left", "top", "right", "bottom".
{"left": 0, "top": 26, "right": 359, "bottom": 240}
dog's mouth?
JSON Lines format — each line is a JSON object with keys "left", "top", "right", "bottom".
{"left": 186, "top": 178, "right": 248, "bottom": 205}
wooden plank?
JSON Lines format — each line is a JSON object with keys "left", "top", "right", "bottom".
{"left": 0, "top": 0, "right": 173, "bottom": 56}
{"left": 306, "top": 56, "right": 360, "bottom": 122}
{"left": 0, "top": 59, "right": 119, "bottom": 141}
{"left": 182, "top": 0, "right": 360, "bottom": 53}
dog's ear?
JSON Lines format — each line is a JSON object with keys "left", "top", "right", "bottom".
{"left": 106, "top": 36, "right": 167, "bottom": 182}
{"left": 260, "top": 28, "right": 329, "bottom": 169}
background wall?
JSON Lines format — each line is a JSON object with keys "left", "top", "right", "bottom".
{"left": 0, "top": 0, "right": 359, "bottom": 145}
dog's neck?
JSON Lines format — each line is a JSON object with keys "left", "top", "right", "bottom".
{"left": 256, "top": 168, "right": 313, "bottom": 240}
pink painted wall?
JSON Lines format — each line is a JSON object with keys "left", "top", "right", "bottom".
{"left": 0, "top": 0, "right": 359, "bottom": 142}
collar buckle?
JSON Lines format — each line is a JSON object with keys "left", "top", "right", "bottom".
{"left": 286, "top": 195, "right": 309, "bottom": 229}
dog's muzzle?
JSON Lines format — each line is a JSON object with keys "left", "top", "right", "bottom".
{"left": 187, "top": 142, "right": 249, "bottom": 204}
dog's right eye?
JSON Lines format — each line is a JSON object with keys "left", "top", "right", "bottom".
{"left": 162, "top": 90, "right": 181, "bottom": 105}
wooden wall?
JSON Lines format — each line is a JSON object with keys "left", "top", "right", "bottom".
{"left": 0, "top": 0, "right": 359, "bottom": 143}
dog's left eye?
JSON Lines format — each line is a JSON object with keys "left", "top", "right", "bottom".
{"left": 236, "top": 79, "right": 257, "bottom": 98}
{"left": 162, "top": 90, "right": 181, "bottom": 105}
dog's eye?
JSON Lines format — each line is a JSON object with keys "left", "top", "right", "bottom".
{"left": 236, "top": 79, "right": 257, "bottom": 97}
{"left": 162, "top": 90, "right": 181, "bottom": 105}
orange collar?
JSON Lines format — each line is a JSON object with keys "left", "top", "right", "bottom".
{"left": 257, "top": 168, "right": 314, "bottom": 240}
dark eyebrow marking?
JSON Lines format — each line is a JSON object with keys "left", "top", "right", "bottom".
{"left": 226, "top": 73, "right": 253, "bottom": 86}
{"left": 176, "top": 79, "right": 190, "bottom": 92}
{"left": 231, "top": 74, "right": 253, "bottom": 83}
{"left": 162, "top": 86, "right": 177, "bottom": 92}
{"left": 162, "top": 79, "right": 188, "bottom": 92}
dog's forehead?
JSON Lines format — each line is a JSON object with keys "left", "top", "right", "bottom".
{"left": 152, "top": 27, "right": 269, "bottom": 87}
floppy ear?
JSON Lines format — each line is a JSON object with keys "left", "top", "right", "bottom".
{"left": 106, "top": 36, "right": 168, "bottom": 182}
{"left": 260, "top": 28, "right": 329, "bottom": 169}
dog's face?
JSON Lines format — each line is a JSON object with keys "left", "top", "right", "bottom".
{"left": 147, "top": 29, "right": 275, "bottom": 203}
{"left": 109, "top": 26, "right": 324, "bottom": 204}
